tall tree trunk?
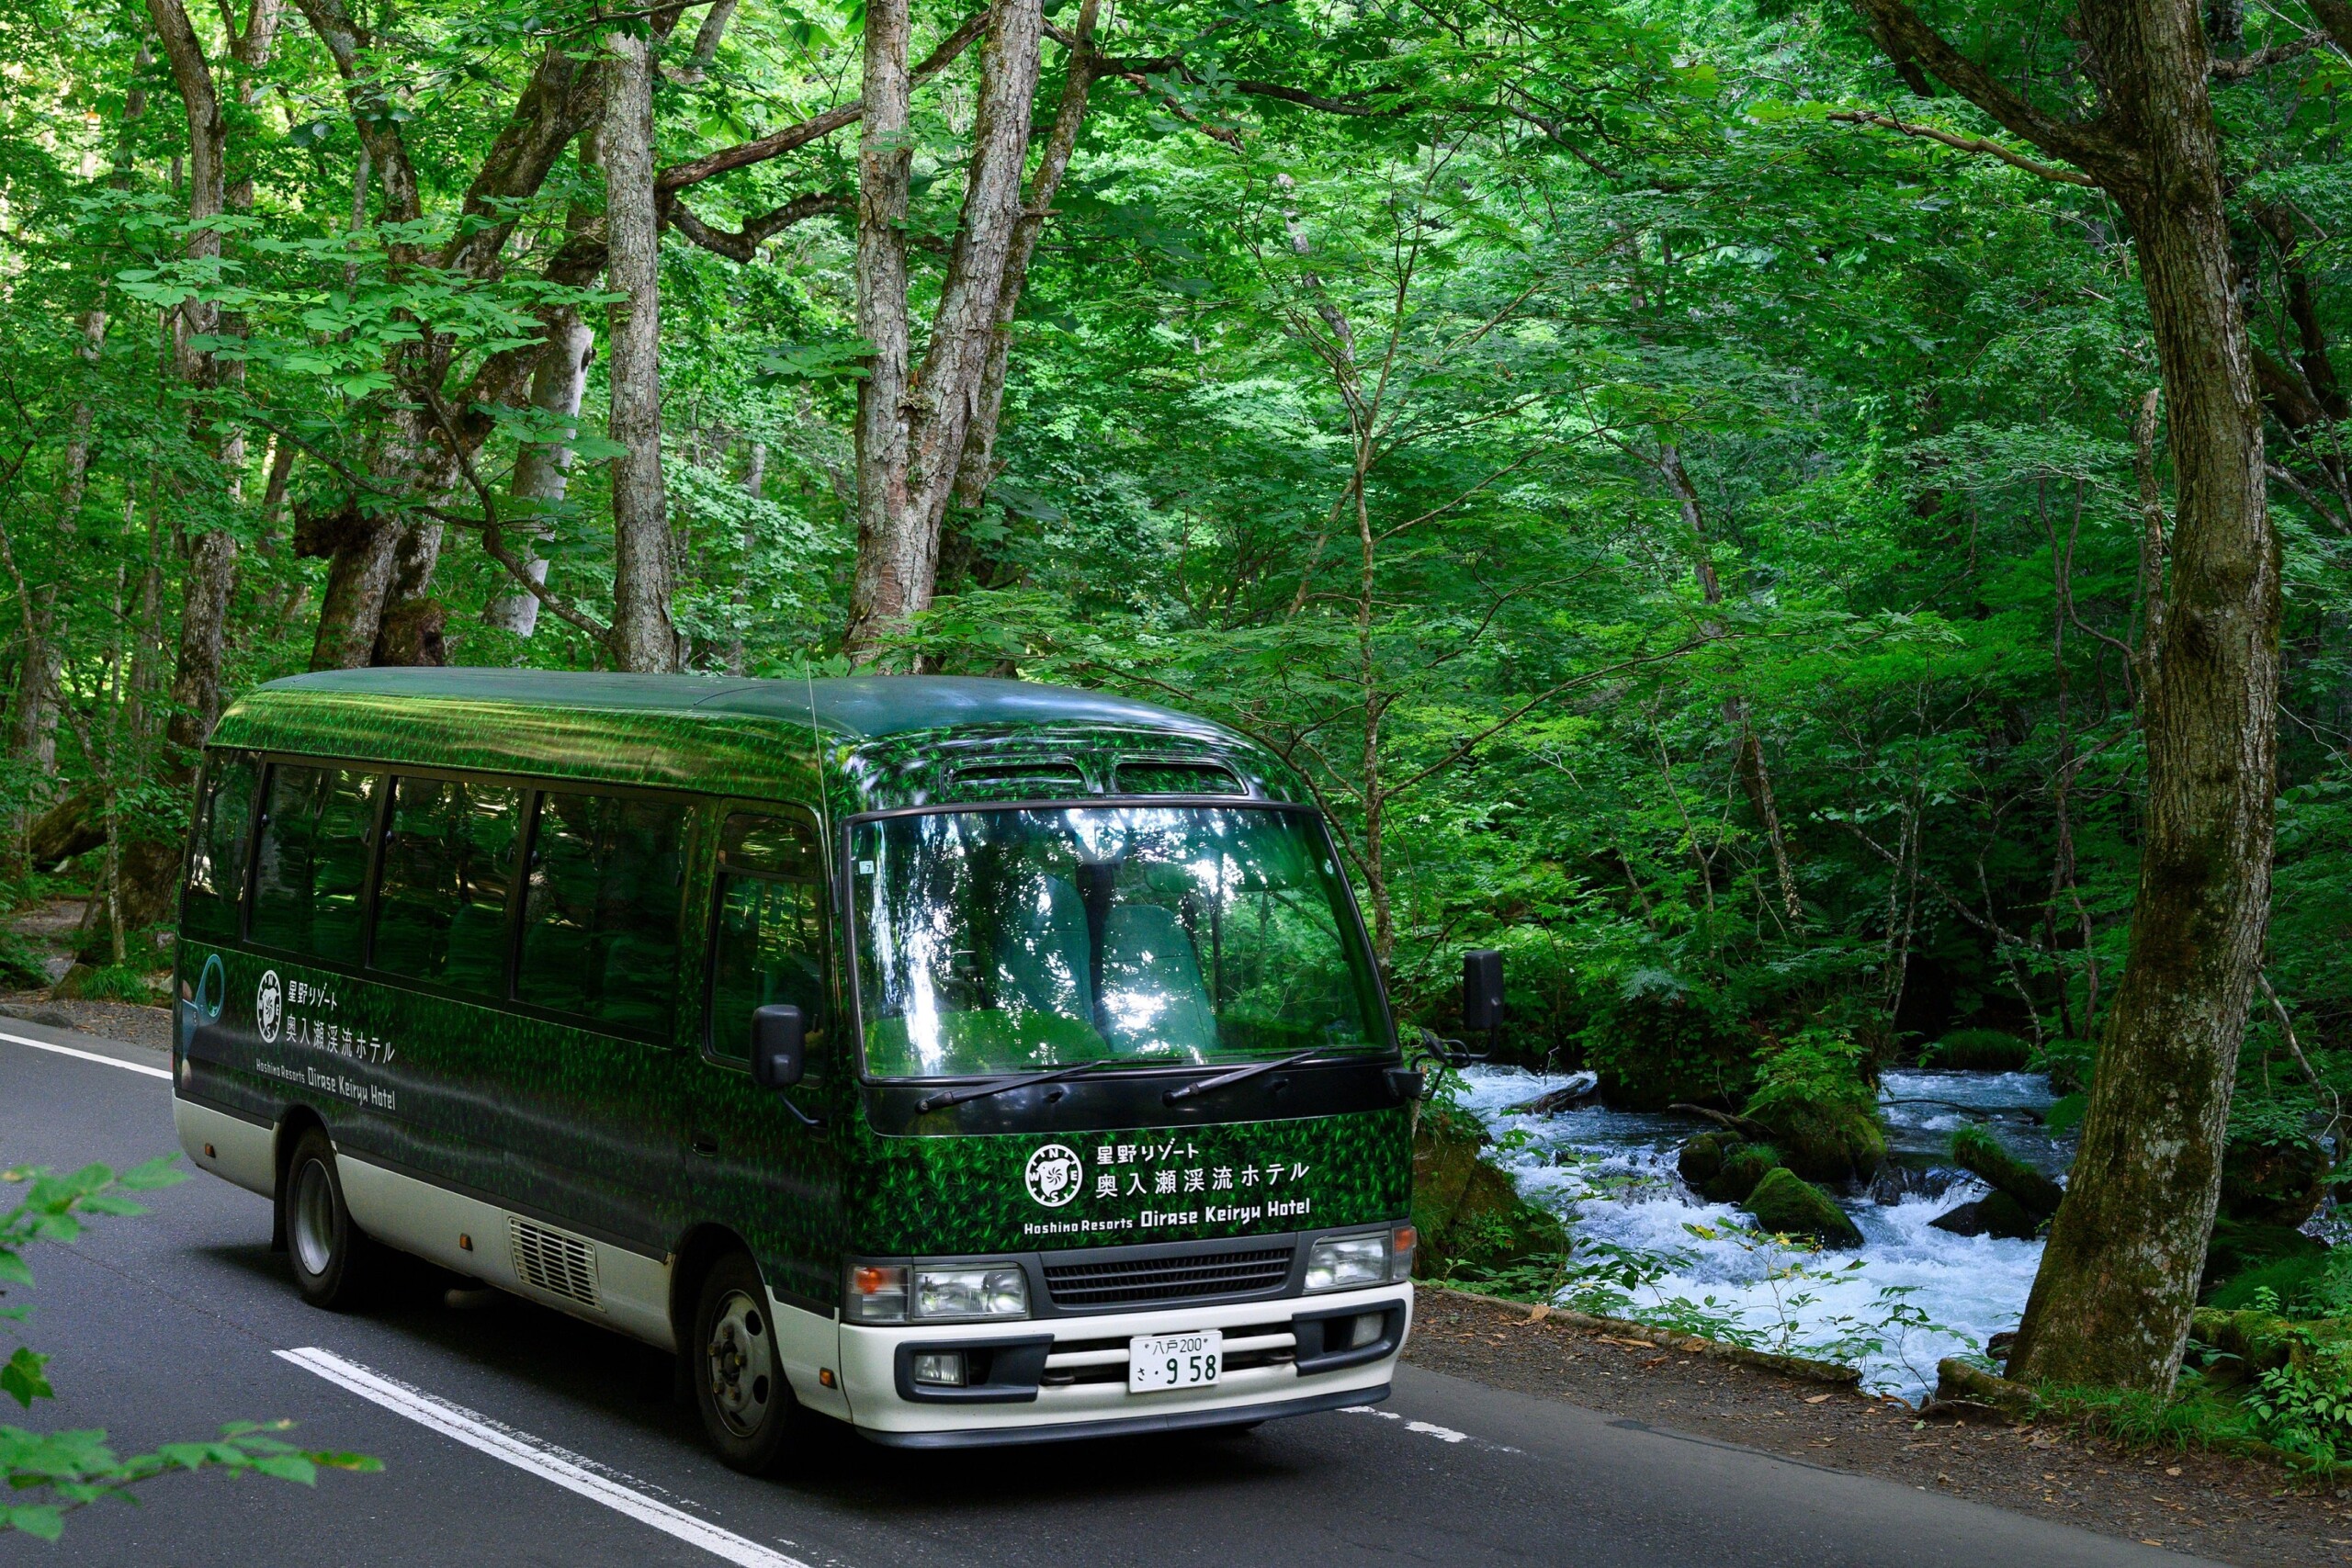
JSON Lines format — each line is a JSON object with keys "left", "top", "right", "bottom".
{"left": 487, "top": 307, "right": 594, "bottom": 638}
{"left": 2009, "top": 193, "right": 2277, "bottom": 1394}
{"left": 843, "top": 0, "right": 1045, "bottom": 656}
{"left": 1657, "top": 438, "right": 1802, "bottom": 921}
{"left": 1851, "top": 0, "right": 2281, "bottom": 1393}
{"left": 602, "top": 28, "right": 681, "bottom": 672}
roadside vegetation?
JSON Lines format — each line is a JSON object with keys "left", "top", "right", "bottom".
{"left": 0, "top": 0, "right": 2346, "bottom": 1488}
{"left": 0, "top": 1155, "right": 377, "bottom": 1539}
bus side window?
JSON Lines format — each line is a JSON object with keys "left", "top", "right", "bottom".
{"left": 182, "top": 750, "right": 259, "bottom": 943}
{"left": 516, "top": 791, "right": 690, "bottom": 1035}
{"left": 373, "top": 775, "right": 523, "bottom": 997}
{"left": 706, "top": 813, "right": 827, "bottom": 1067}
{"left": 250, "top": 763, "right": 383, "bottom": 966}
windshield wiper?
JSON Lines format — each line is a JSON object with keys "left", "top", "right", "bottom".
{"left": 915, "top": 1060, "right": 1123, "bottom": 1113}
{"left": 1162, "top": 1050, "right": 1325, "bottom": 1106}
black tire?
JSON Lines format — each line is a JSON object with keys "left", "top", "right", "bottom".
{"left": 691, "top": 1252, "right": 803, "bottom": 1474}
{"left": 281, "top": 1128, "right": 376, "bottom": 1310}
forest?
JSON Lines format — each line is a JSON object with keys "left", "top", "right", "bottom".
{"left": 0, "top": 0, "right": 2346, "bottom": 1422}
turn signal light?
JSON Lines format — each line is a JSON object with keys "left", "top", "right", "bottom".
{"left": 1391, "top": 1224, "right": 1418, "bottom": 1281}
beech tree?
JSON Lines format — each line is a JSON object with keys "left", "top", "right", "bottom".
{"left": 1843, "top": 0, "right": 2279, "bottom": 1391}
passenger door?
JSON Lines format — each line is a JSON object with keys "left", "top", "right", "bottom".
{"left": 685, "top": 807, "right": 844, "bottom": 1311}
{"left": 501, "top": 786, "right": 695, "bottom": 1252}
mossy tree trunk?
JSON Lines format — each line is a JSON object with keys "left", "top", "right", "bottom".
{"left": 1850, "top": 0, "right": 2278, "bottom": 1393}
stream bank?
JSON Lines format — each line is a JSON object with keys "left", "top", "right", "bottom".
{"left": 1449, "top": 1064, "right": 2075, "bottom": 1403}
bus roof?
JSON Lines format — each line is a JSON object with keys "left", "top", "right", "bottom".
{"left": 209, "top": 670, "right": 1289, "bottom": 809}
{"left": 233, "top": 670, "right": 1226, "bottom": 740}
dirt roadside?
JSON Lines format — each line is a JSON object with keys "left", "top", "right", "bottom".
{"left": 1404, "top": 1288, "right": 2352, "bottom": 1567}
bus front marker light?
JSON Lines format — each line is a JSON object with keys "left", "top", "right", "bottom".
{"left": 912, "top": 1265, "right": 1028, "bottom": 1320}
{"left": 1305, "top": 1234, "right": 1387, "bottom": 1292}
{"left": 1390, "top": 1224, "right": 1417, "bottom": 1281}
{"left": 910, "top": 1351, "right": 966, "bottom": 1387}
{"left": 1344, "top": 1312, "right": 1385, "bottom": 1350}
{"left": 848, "top": 1263, "right": 910, "bottom": 1323}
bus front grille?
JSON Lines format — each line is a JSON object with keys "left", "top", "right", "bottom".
{"left": 1042, "top": 1244, "right": 1294, "bottom": 1310}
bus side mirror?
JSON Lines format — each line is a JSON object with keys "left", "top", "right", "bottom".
{"left": 752, "top": 1005, "right": 806, "bottom": 1089}
{"left": 1462, "top": 950, "right": 1504, "bottom": 1033}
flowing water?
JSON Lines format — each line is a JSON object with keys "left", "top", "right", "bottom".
{"left": 1451, "top": 1066, "right": 2075, "bottom": 1404}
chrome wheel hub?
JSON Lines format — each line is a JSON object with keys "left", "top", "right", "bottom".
{"left": 291, "top": 1158, "right": 336, "bottom": 1279}
{"left": 706, "top": 1290, "right": 775, "bottom": 1438}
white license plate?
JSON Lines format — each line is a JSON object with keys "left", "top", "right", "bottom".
{"left": 1129, "top": 1330, "right": 1223, "bottom": 1393}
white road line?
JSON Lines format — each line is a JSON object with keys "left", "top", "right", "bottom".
{"left": 277, "top": 1348, "right": 817, "bottom": 1568}
{"left": 0, "top": 1029, "right": 172, "bottom": 1080}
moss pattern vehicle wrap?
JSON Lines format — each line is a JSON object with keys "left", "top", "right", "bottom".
{"left": 838, "top": 1110, "right": 1412, "bottom": 1257}
{"left": 178, "top": 671, "right": 1402, "bottom": 1324}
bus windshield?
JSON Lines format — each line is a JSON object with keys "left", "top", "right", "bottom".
{"left": 851, "top": 806, "right": 1389, "bottom": 1079}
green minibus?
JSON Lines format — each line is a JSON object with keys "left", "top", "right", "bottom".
{"left": 172, "top": 671, "right": 1419, "bottom": 1461}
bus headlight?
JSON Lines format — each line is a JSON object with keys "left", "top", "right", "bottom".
{"left": 913, "top": 1265, "right": 1028, "bottom": 1321}
{"left": 1306, "top": 1233, "right": 1389, "bottom": 1292}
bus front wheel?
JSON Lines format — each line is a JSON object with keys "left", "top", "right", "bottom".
{"left": 692, "top": 1252, "right": 804, "bottom": 1474}
{"left": 281, "top": 1128, "right": 377, "bottom": 1310}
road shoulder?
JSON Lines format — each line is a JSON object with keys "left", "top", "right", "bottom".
{"left": 1404, "top": 1287, "right": 2351, "bottom": 1567}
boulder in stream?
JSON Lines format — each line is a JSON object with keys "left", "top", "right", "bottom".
{"left": 1744, "top": 1167, "right": 1864, "bottom": 1249}
{"left": 1928, "top": 1192, "right": 2038, "bottom": 1240}
{"left": 1951, "top": 1124, "right": 2063, "bottom": 1219}
{"left": 1676, "top": 1131, "right": 1785, "bottom": 1204}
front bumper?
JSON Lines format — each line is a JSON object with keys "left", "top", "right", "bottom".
{"left": 832, "top": 1280, "right": 1411, "bottom": 1443}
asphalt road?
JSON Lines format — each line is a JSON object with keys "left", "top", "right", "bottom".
{"left": 0, "top": 1020, "right": 2209, "bottom": 1568}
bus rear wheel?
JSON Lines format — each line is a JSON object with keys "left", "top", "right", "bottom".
{"left": 692, "top": 1252, "right": 802, "bottom": 1474}
{"left": 281, "top": 1128, "right": 376, "bottom": 1310}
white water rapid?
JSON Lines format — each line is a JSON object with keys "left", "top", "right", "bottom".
{"left": 1452, "top": 1066, "right": 2074, "bottom": 1404}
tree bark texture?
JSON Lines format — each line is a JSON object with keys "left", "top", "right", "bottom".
{"left": 1848, "top": 0, "right": 2280, "bottom": 1393}
{"left": 843, "top": 0, "right": 1045, "bottom": 656}
{"left": 602, "top": 28, "right": 682, "bottom": 672}
{"left": 488, "top": 308, "right": 594, "bottom": 637}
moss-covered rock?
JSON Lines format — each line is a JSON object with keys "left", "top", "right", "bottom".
{"left": 2221, "top": 1134, "right": 2329, "bottom": 1228}
{"left": 1744, "top": 1167, "right": 1863, "bottom": 1249}
{"left": 1750, "top": 1098, "right": 1886, "bottom": 1184}
{"left": 1677, "top": 1130, "right": 1737, "bottom": 1191}
{"left": 1411, "top": 1104, "right": 1566, "bottom": 1277}
{"left": 1951, "top": 1123, "right": 2064, "bottom": 1218}
{"left": 1704, "top": 1142, "right": 1782, "bottom": 1205}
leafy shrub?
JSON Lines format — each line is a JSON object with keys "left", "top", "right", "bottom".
{"left": 2030, "top": 1037, "right": 2097, "bottom": 1095}
{"left": 1744, "top": 1027, "right": 1885, "bottom": 1180}
{"left": 0, "top": 932, "right": 46, "bottom": 992}
{"left": 1923, "top": 1028, "right": 2030, "bottom": 1071}
{"left": 1577, "top": 968, "right": 1754, "bottom": 1110}
{"left": 70, "top": 966, "right": 156, "bottom": 1005}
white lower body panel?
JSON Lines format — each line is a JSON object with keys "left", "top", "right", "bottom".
{"left": 837, "top": 1282, "right": 1410, "bottom": 1440}
{"left": 334, "top": 1153, "right": 676, "bottom": 1352}
{"left": 174, "top": 1096, "right": 277, "bottom": 1198}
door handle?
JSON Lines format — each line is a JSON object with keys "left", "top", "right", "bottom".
{"left": 691, "top": 1132, "right": 720, "bottom": 1157}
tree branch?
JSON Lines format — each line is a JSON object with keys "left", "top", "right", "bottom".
{"left": 1826, "top": 108, "right": 2098, "bottom": 186}
{"left": 1840, "top": 0, "right": 2125, "bottom": 178}
{"left": 655, "top": 10, "right": 988, "bottom": 193}
{"left": 664, "top": 191, "right": 851, "bottom": 262}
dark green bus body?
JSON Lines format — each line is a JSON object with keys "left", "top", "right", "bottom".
{"left": 173, "top": 671, "right": 1415, "bottom": 1445}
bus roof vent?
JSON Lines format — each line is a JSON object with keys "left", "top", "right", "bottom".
{"left": 1114, "top": 760, "right": 1246, "bottom": 797}
{"left": 947, "top": 759, "right": 1091, "bottom": 801}
{"left": 509, "top": 1215, "right": 602, "bottom": 1310}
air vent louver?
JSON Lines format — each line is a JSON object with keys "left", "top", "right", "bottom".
{"left": 508, "top": 1216, "right": 602, "bottom": 1309}
{"left": 1114, "top": 761, "right": 1246, "bottom": 796}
